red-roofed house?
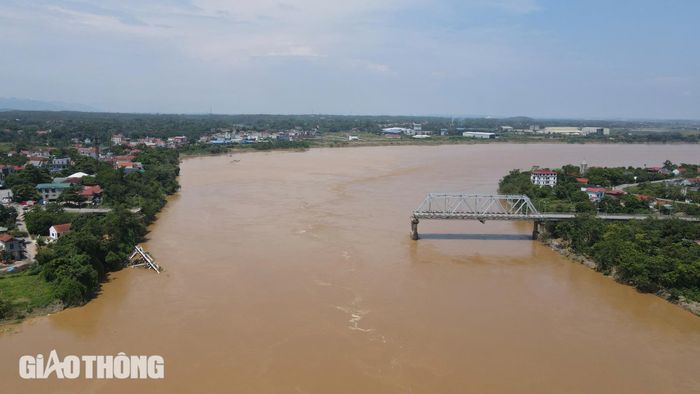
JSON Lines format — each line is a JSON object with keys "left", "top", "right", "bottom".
{"left": 582, "top": 187, "right": 607, "bottom": 201}
{"left": 634, "top": 194, "right": 652, "bottom": 202}
{"left": 115, "top": 161, "right": 144, "bottom": 174}
{"left": 606, "top": 189, "right": 625, "bottom": 198}
{"left": 685, "top": 177, "right": 700, "bottom": 187}
{"left": 112, "top": 155, "right": 136, "bottom": 163}
{"left": 27, "top": 156, "right": 49, "bottom": 167}
{"left": 77, "top": 147, "right": 98, "bottom": 159}
{"left": 62, "top": 177, "right": 82, "bottom": 184}
{"left": 530, "top": 169, "right": 557, "bottom": 187}
{"left": 49, "top": 223, "right": 72, "bottom": 241}
{"left": 575, "top": 177, "right": 589, "bottom": 184}
{"left": 80, "top": 185, "right": 103, "bottom": 204}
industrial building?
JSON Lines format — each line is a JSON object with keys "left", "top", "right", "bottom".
{"left": 541, "top": 127, "right": 610, "bottom": 136}
{"left": 462, "top": 131, "right": 496, "bottom": 139}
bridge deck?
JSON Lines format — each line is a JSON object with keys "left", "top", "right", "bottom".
{"left": 412, "top": 193, "right": 699, "bottom": 222}
{"left": 410, "top": 193, "right": 699, "bottom": 240}
{"left": 412, "top": 212, "right": 700, "bottom": 221}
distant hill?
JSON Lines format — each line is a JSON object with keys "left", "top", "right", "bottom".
{"left": 0, "top": 97, "right": 99, "bottom": 112}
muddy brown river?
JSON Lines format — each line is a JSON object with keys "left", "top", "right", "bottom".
{"left": 1, "top": 144, "right": 700, "bottom": 393}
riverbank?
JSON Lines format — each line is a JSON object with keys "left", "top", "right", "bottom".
{"left": 182, "top": 133, "right": 700, "bottom": 156}
{"left": 0, "top": 270, "right": 63, "bottom": 325}
{"left": 541, "top": 236, "right": 700, "bottom": 316}
{"left": 0, "top": 148, "right": 180, "bottom": 326}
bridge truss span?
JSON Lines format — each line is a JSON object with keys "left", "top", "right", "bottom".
{"left": 413, "top": 193, "right": 542, "bottom": 221}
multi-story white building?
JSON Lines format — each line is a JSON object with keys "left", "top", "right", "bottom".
{"left": 530, "top": 169, "right": 558, "bottom": 187}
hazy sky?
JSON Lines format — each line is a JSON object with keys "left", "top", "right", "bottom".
{"left": 1, "top": 0, "right": 698, "bottom": 118}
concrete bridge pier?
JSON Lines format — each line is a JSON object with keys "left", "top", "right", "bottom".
{"left": 532, "top": 220, "right": 543, "bottom": 240}
{"left": 410, "top": 217, "right": 420, "bottom": 240}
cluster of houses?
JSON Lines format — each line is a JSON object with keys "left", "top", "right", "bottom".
{"left": 498, "top": 125, "right": 611, "bottom": 136}
{"left": 0, "top": 223, "right": 74, "bottom": 265}
{"left": 0, "top": 136, "right": 165, "bottom": 265}
{"left": 530, "top": 164, "right": 700, "bottom": 206}
{"left": 8, "top": 143, "right": 146, "bottom": 174}
{"left": 111, "top": 134, "right": 188, "bottom": 149}
{"left": 35, "top": 172, "right": 103, "bottom": 204}
{"left": 0, "top": 139, "right": 156, "bottom": 264}
{"left": 201, "top": 128, "right": 317, "bottom": 145}
{"left": 530, "top": 168, "right": 647, "bottom": 204}
{"left": 1, "top": 142, "right": 150, "bottom": 205}
{"left": 10, "top": 147, "right": 73, "bottom": 174}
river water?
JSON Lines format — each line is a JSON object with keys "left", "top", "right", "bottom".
{"left": 1, "top": 144, "right": 700, "bottom": 393}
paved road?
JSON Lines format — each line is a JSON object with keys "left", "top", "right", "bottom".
{"left": 612, "top": 178, "right": 673, "bottom": 191}
{"left": 612, "top": 179, "right": 699, "bottom": 206}
{"left": 13, "top": 205, "right": 37, "bottom": 263}
{"left": 63, "top": 207, "right": 141, "bottom": 214}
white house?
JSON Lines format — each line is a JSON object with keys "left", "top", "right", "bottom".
{"left": 582, "top": 187, "right": 607, "bottom": 201}
{"left": 49, "top": 223, "right": 72, "bottom": 240}
{"left": 531, "top": 169, "right": 558, "bottom": 187}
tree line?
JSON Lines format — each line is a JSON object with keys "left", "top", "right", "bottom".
{"left": 549, "top": 216, "right": 700, "bottom": 303}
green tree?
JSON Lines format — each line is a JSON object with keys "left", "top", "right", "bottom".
{"left": 11, "top": 183, "right": 39, "bottom": 202}
{"left": 0, "top": 205, "right": 18, "bottom": 228}
{"left": 24, "top": 204, "right": 71, "bottom": 235}
{"left": 4, "top": 165, "right": 51, "bottom": 188}
{"left": 59, "top": 186, "right": 86, "bottom": 207}
{"left": 0, "top": 296, "right": 10, "bottom": 319}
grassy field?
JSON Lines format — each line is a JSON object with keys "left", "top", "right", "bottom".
{"left": 0, "top": 271, "right": 56, "bottom": 320}
{"left": 0, "top": 142, "right": 14, "bottom": 153}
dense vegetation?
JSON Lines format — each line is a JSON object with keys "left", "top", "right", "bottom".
{"left": 1, "top": 148, "right": 179, "bottom": 320}
{"left": 550, "top": 217, "right": 700, "bottom": 303}
{"left": 0, "top": 205, "right": 17, "bottom": 230}
{"left": 498, "top": 168, "right": 594, "bottom": 213}
{"left": 498, "top": 163, "right": 700, "bottom": 306}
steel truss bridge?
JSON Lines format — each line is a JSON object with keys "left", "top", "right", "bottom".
{"left": 410, "top": 193, "right": 699, "bottom": 240}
